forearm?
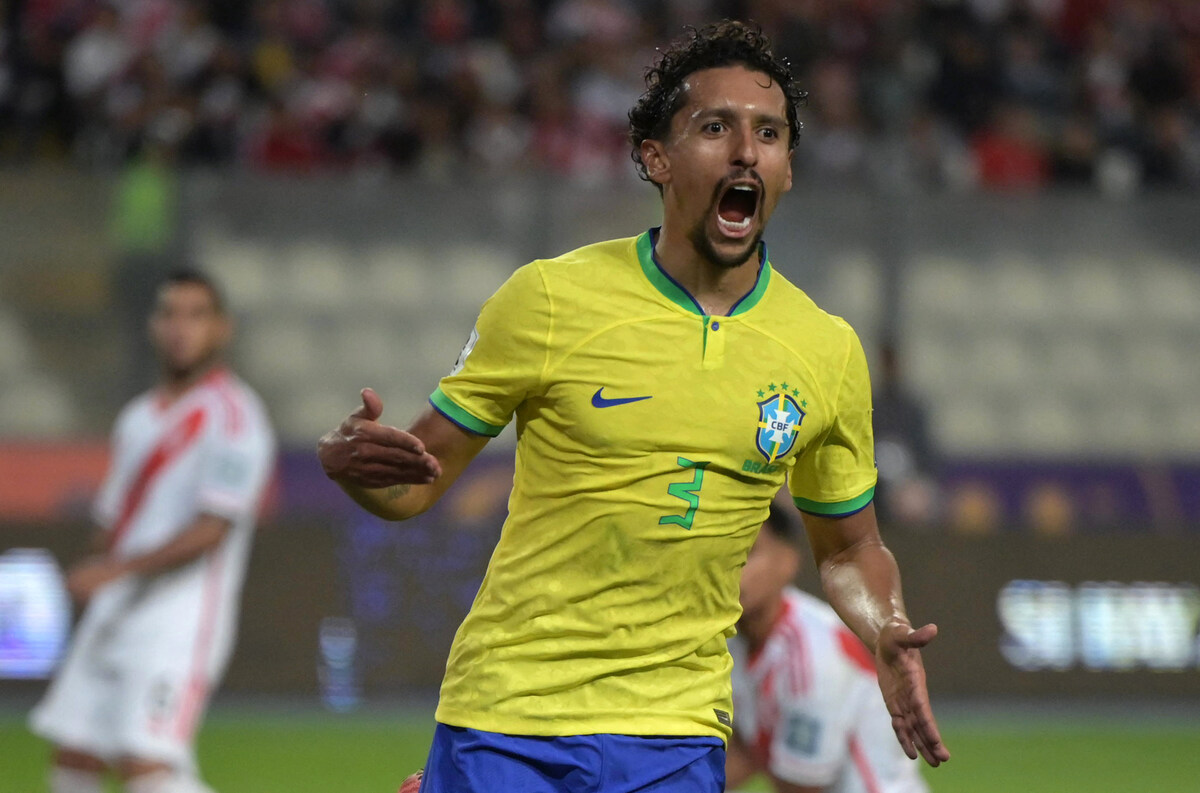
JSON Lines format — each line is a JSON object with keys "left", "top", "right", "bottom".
{"left": 818, "top": 536, "right": 909, "bottom": 652}
{"left": 119, "top": 513, "right": 231, "bottom": 578}
{"left": 724, "top": 736, "right": 761, "bottom": 789}
{"left": 336, "top": 481, "right": 436, "bottom": 521}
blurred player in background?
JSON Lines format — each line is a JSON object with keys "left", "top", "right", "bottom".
{"left": 30, "top": 271, "right": 276, "bottom": 793}
{"left": 728, "top": 505, "right": 930, "bottom": 793}
{"left": 320, "top": 21, "right": 947, "bottom": 793}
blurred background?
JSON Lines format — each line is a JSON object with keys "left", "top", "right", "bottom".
{"left": 1, "top": 0, "right": 1199, "bottom": 791}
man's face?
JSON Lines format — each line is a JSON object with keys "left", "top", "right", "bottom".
{"left": 149, "top": 283, "right": 229, "bottom": 378}
{"left": 739, "top": 523, "right": 800, "bottom": 618}
{"left": 643, "top": 65, "right": 794, "bottom": 269}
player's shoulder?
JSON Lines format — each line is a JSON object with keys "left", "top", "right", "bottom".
{"left": 196, "top": 369, "right": 274, "bottom": 442}
{"left": 763, "top": 268, "right": 861, "bottom": 343}
{"left": 528, "top": 235, "right": 641, "bottom": 286}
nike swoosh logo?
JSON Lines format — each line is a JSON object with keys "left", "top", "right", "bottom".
{"left": 591, "top": 388, "right": 653, "bottom": 408}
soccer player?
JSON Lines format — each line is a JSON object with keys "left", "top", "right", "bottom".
{"left": 319, "top": 21, "right": 948, "bottom": 793}
{"left": 727, "top": 505, "right": 931, "bottom": 793}
{"left": 30, "top": 271, "right": 276, "bottom": 793}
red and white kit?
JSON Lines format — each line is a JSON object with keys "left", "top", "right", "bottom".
{"left": 730, "top": 587, "right": 930, "bottom": 793}
{"left": 31, "top": 369, "right": 275, "bottom": 769}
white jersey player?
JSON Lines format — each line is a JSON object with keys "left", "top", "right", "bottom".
{"left": 30, "top": 272, "right": 275, "bottom": 793}
{"left": 728, "top": 506, "right": 930, "bottom": 793}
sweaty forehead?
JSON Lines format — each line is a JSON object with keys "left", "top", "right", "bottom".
{"left": 158, "top": 282, "right": 220, "bottom": 313}
{"left": 677, "top": 65, "right": 786, "bottom": 119}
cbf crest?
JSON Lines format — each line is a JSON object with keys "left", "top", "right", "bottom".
{"left": 756, "top": 391, "right": 805, "bottom": 462}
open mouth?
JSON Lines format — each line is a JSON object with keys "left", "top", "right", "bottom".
{"left": 716, "top": 183, "right": 760, "bottom": 238}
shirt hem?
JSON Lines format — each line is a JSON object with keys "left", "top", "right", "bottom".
{"left": 434, "top": 705, "right": 730, "bottom": 744}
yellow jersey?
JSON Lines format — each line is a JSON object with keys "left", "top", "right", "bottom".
{"left": 429, "top": 229, "right": 876, "bottom": 741}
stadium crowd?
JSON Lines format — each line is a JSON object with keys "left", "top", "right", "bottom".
{"left": 1, "top": 0, "right": 1198, "bottom": 190}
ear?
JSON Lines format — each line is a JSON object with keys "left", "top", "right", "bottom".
{"left": 641, "top": 139, "right": 670, "bottom": 187}
{"left": 783, "top": 151, "right": 793, "bottom": 192}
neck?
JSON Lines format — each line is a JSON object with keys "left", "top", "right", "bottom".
{"left": 654, "top": 223, "right": 760, "bottom": 316}
{"left": 739, "top": 593, "right": 784, "bottom": 653}
{"left": 159, "top": 359, "right": 222, "bottom": 402}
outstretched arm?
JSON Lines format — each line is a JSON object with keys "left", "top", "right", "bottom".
{"left": 318, "top": 388, "right": 490, "bottom": 520}
{"left": 802, "top": 503, "right": 949, "bottom": 767}
{"left": 68, "top": 513, "right": 231, "bottom": 603}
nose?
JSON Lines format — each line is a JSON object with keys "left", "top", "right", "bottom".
{"left": 731, "top": 124, "right": 758, "bottom": 168}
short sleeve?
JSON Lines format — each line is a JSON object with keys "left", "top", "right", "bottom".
{"left": 196, "top": 418, "right": 275, "bottom": 521}
{"left": 430, "top": 263, "right": 550, "bottom": 436}
{"left": 789, "top": 323, "right": 877, "bottom": 517}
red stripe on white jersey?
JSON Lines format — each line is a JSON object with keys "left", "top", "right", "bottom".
{"left": 209, "top": 370, "right": 245, "bottom": 437}
{"left": 838, "top": 627, "right": 878, "bottom": 675}
{"left": 777, "top": 614, "right": 811, "bottom": 695}
{"left": 173, "top": 547, "right": 225, "bottom": 740}
{"left": 850, "top": 735, "right": 884, "bottom": 793}
{"left": 107, "top": 406, "right": 208, "bottom": 552}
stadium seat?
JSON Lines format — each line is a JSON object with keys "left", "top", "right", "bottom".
{"left": 1136, "top": 258, "right": 1200, "bottom": 327}
{"left": 988, "top": 255, "right": 1055, "bottom": 325}
{"left": 283, "top": 242, "right": 354, "bottom": 309}
{"left": 240, "top": 319, "right": 324, "bottom": 386}
{"left": 0, "top": 375, "right": 80, "bottom": 438}
{"left": 361, "top": 243, "right": 433, "bottom": 310}
{"left": 0, "top": 310, "right": 33, "bottom": 375}
{"left": 195, "top": 234, "right": 278, "bottom": 310}
{"left": 821, "top": 251, "right": 882, "bottom": 333}
{"left": 903, "top": 255, "right": 985, "bottom": 325}
{"left": 439, "top": 245, "right": 518, "bottom": 309}
{"left": 1057, "top": 258, "right": 1131, "bottom": 326}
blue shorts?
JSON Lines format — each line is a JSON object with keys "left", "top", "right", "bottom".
{"left": 419, "top": 723, "right": 725, "bottom": 793}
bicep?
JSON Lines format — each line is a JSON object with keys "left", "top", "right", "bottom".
{"left": 406, "top": 406, "right": 491, "bottom": 505}
{"left": 800, "top": 504, "right": 882, "bottom": 569}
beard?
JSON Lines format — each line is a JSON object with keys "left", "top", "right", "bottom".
{"left": 686, "top": 172, "right": 765, "bottom": 270}
{"left": 159, "top": 347, "right": 221, "bottom": 383}
{"left": 686, "top": 215, "right": 763, "bottom": 270}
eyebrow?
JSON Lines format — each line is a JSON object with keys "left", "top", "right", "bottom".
{"left": 698, "top": 107, "right": 787, "bottom": 128}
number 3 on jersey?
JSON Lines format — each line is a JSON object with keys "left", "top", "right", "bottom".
{"left": 659, "top": 456, "right": 709, "bottom": 530}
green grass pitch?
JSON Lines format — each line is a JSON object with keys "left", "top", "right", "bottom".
{"left": 2, "top": 706, "right": 1198, "bottom": 793}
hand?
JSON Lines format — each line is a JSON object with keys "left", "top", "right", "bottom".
{"left": 66, "top": 556, "right": 127, "bottom": 604}
{"left": 875, "top": 621, "right": 950, "bottom": 767}
{"left": 398, "top": 769, "right": 423, "bottom": 793}
{"left": 318, "top": 388, "right": 442, "bottom": 489}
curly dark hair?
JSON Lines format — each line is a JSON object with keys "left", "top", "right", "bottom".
{"left": 628, "top": 20, "right": 806, "bottom": 184}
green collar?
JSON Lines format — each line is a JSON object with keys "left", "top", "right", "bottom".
{"left": 636, "top": 229, "right": 771, "bottom": 317}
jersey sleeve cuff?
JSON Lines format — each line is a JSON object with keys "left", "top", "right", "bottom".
{"left": 793, "top": 485, "right": 875, "bottom": 518}
{"left": 429, "top": 388, "right": 507, "bottom": 437}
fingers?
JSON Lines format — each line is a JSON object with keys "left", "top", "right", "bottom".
{"left": 891, "top": 713, "right": 918, "bottom": 760}
{"left": 914, "top": 706, "right": 951, "bottom": 765}
{"left": 351, "top": 387, "right": 384, "bottom": 421}
{"left": 350, "top": 421, "right": 428, "bottom": 456}
{"left": 883, "top": 632, "right": 950, "bottom": 767}
{"left": 346, "top": 449, "right": 442, "bottom": 488}
{"left": 897, "top": 622, "right": 938, "bottom": 649}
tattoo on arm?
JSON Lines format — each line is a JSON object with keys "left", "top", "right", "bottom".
{"left": 385, "top": 484, "right": 411, "bottom": 501}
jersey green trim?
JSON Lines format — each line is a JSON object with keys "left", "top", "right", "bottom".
{"left": 429, "top": 388, "right": 506, "bottom": 437}
{"left": 636, "top": 232, "right": 702, "bottom": 314}
{"left": 793, "top": 485, "right": 876, "bottom": 518}
{"left": 635, "top": 231, "right": 772, "bottom": 317}
{"left": 729, "top": 257, "right": 771, "bottom": 316}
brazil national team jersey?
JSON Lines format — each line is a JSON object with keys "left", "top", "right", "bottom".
{"left": 429, "top": 229, "right": 877, "bottom": 741}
